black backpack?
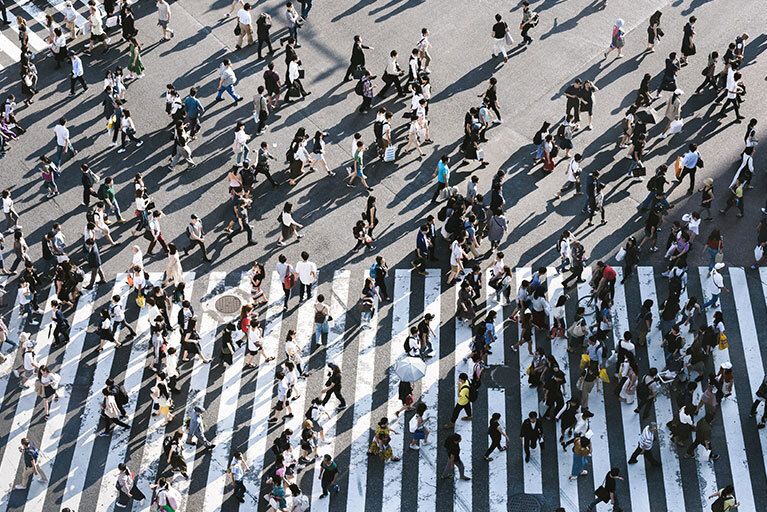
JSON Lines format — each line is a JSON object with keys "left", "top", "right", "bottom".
{"left": 437, "top": 206, "right": 448, "bottom": 222}
{"left": 637, "top": 378, "right": 651, "bottom": 401}
{"left": 42, "top": 239, "right": 53, "bottom": 261}
{"left": 711, "top": 495, "right": 726, "bottom": 512}
{"left": 556, "top": 124, "right": 566, "bottom": 139}
{"left": 114, "top": 384, "right": 129, "bottom": 406}
{"left": 354, "top": 79, "right": 365, "bottom": 96}
{"left": 97, "top": 183, "right": 109, "bottom": 200}
{"left": 373, "top": 120, "right": 384, "bottom": 139}
{"left": 162, "top": 435, "right": 174, "bottom": 456}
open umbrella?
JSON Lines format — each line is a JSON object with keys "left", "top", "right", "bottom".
{"left": 635, "top": 107, "right": 662, "bottom": 125}
{"left": 394, "top": 357, "right": 427, "bottom": 382}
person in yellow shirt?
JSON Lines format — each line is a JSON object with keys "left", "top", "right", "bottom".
{"left": 444, "top": 373, "right": 472, "bottom": 429}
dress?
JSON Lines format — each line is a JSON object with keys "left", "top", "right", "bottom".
{"left": 619, "top": 364, "right": 636, "bottom": 404}
{"left": 368, "top": 425, "right": 394, "bottom": 460}
{"left": 165, "top": 253, "right": 183, "bottom": 284}
{"left": 681, "top": 23, "right": 696, "bottom": 57}
{"left": 128, "top": 44, "right": 145, "bottom": 75}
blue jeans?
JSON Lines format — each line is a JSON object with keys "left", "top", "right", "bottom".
{"left": 289, "top": 25, "right": 298, "bottom": 43}
{"left": 571, "top": 453, "right": 588, "bottom": 477}
{"left": 301, "top": 0, "right": 312, "bottom": 18}
{"left": 55, "top": 144, "right": 75, "bottom": 167}
{"left": 707, "top": 247, "right": 719, "bottom": 271}
{"left": 702, "top": 292, "right": 720, "bottom": 309}
{"left": 216, "top": 85, "right": 240, "bottom": 101}
{"left": 107, "top": 201, "right": 123, "bottom": 221}
{"left": 314, "top": 320, "right": 328, "bottom": 344}
{"left": 556, "top": 257, "right": 570, "bottom": 274}
{"left": 495, "top": 283, "right": 511, "bottom": 304}
{"left": 236, "top": 145, "right": 251, "bottom": 165}
{"left": 639, "top": 191, "right": 669, "bottom": 210}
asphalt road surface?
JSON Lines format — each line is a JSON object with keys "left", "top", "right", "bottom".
{"left": 0, "top": 0, "right": 766, "bottom": 511}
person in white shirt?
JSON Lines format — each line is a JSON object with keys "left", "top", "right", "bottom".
{"left": 215, "top": 58, "right": 242, "bottom": 102}
{"left": 729, "top": 146, "right": 755, "bottom": 190}
{"left": 117, "top": 109, "right": 143, "bottom": 152}
{"left": 294, "top": 251, "right": 317, "bottom": 301}
{"left": 235, "top": 3, "right": 253, "bottom": 48}
{"left": 555, "top": 154, "right": 582, "bottom": 200}
{"left": 53, "top": 117, "right": 77, "bottom": 167}
{"left": 447, "top": 233, "right": 467, "bottom": 285}
{"left": 2, "top": 189, "right": 21, "bottom": 233}
{"left": 379, "top": 50, "right": 405, "bottom": 97}
{"left": 718, "top": 70, "right": 744, "bottom": 121}
{"left": 702, "top": 262, "right": 730, "bottom": 308}
{"left": 418, "top": 28, "right": 432, "bottom": 72}
{"left": 64, "top": 2, "right": 79, "bottom": 40}
{"left": 232, "top": 121, "right": 251, "bottom": 165}
{"left": 156, "top": 0, "right": 174, "bottom": 40}
{"left": 86, "top": 0, "right": 109, "bottom": 55}
{"left": 676, "top": 142, "right": 701, "bottom": 195}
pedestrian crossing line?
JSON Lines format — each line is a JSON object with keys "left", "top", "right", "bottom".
{"left": 21, "top": 285, "right": 97, "bottom": 512}
{"left": 309, "top": 270, "right": 349, "bottom": 511}
{"left": 611, "top": 268, "right": 652, "bottom": 512}
{"left": 576, "top": 267, "right": 612, "bottom": 509}
{"left": 174, "top": 272, "right": 219, "bottom": 512}
{"left": 516, "top": 267, "right": 542, "bottom": 494}
{"left": 0, "top": 286, "right": 56, "bottom": 503}
{"left": 547, "top": 271, "right": 578, "bottom": 511}
{"left": 698, "top": 266, "right": 756, "bottom": 511}
{"left": 381, "top": 270, "right": 410, "bottom": 512}
{"left": 133, "top": 272, "right": 198, "bottom": 512}
{"left": 345, "top": 279, "right": 379, "bottom": 512}
{"left": 637, "top": 267, "right": 689, "bottom": 510}
{"left": 0, "top": 278, "right": 26, "bottom": 423}
{"left": 486, "top": 388, "right": 508, "bottom": 512}
{"left": 413, "top": 269, "right": 440, "bottom": 512}
{"left": 59, "top": 276, "right": 129, "bottom": 512}
{"left": 242, "top": 270, "right": 285, "bottom": 509}
{"left": 93, "top": 272, "right": 164, "bottom": 512}
{"left": 453, "top": 284, "right": 473, "bottom": 508}
{"left": 8, "top": 16, "right": 49, "bottom": 54}
{"left": 486, "top": 277, "right": 507, "bottom": 512}
{"left": 0, "top": 31, "right": 22, "bottom": 63}
{"left": 484, "top": 270, "right": 504, "bottom": 366}
{"left": 730, "top": 269, "right": 767, "bottom": 481}
{"left": 202, "top": 273, "right": 260, "bottom": 512}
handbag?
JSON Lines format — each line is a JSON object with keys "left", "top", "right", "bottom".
{"left": 599, "top": 368, "right": 610, "bottom": 383}
{"left": 298, "top": 67, "right": 305, "bottom": 79}
{"left": 106, "top": 15, "right": 119, "bottom": 28}
{"left": 668, "top": 119, "right": 684, "bottom": 134}
{"left": 615, "top": 247, "right": 626, "bottom": 262}
{"left": 674, "top": 156, "right": 682, "bottom": 178}
{"left": 718, "top": 333, "right": 728, "bottom": 351}
{"left": 383, "top": 146, "right": 395, "bottom": 162}
{"left": 136, "top": 294, "right": 146, "bottom": 308}
{"left": 579, "top": 354, "right": 591, "bottom": 370}
{"left": 476, "top": 149, "right": 485, "bottom": 160}
{"left": 234, "top": 24, "right": 241, "bottom": 36}
{"left": 504, "top": 31, "right": 514, "bottom": 46}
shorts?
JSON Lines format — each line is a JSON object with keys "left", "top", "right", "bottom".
{"left": 450, "top": 265, "right": 460, "bottom": 274}
{"left": 246, "top": 343, "right": 262, "bottom": 355}
{"left": 266, "top": 85, "right": 279, "bottom": 95}
{"left": 158, "top": 19, "right": 169, "bottom": 29}
{"left": 251, "top": 286, "right": 264, "bottom": 300}
{"left": 90, "top": 32, "right": 106, "bottom": 42}
{"left": 413, "top": 428, "right": 425, "bottom": 441}
{"left": 23, "top": 368, "right": 35, "bottom": 380}
{"left": 356, "top": 167, "right": 366, "bottom": 178}
{"left": 644, "top": 226, "right": 658, "bottom": 240}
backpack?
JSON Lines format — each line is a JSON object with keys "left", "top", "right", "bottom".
{"left": 284, "top": 268, "right": 296, "bottom": 290}
{"left": 85, "top": 206, "right": 96, "bottom": 224}
{"left": 162, "top": 435, "right": 174, "bottom": 456}
{"left": 637, "top": 378, "right": 651, "bottom": 401}
{"left": 114, "top": 384, "right": 129, "bottom": 406}
{"left": 369, "top": 264, "right": 379, "bottom": 279}
{"left": 373, "top": 120, "right": 384, "bottom": 139}
{"left": 42, "top": 239, "right": 54, "bottom": 261}
{"left": 354, "top": 79, "right": 364, "bottom": 96}
{"left": 437, "top": 206, "right": 448, "bottom": 222}
{"left": 556, "top": 124, "right": 566, "bottom": 139}
{"left": 533, "top": 129, "right": 544, "bottom": 146}
{"left": 305, "top": 406, "right": 314, "bottom": 420}
{"left": 25, "top": 443, "right": 39, "bottom": 462}
{"left": 711, "top": 495, "right": 726, "bottom": 512}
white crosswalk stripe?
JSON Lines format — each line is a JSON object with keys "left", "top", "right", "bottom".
{"left": 0, "top": 266, "right": 766, "bottom": 511}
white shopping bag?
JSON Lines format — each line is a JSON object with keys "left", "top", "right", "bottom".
{"left": 82, "top": 21, "right": 92, "bottom": 35}
{"left": 383, "top": 146, "right": 395, "bottom": 162}
{"left": 668, "top": 119, "right": 684, "bottom": 134}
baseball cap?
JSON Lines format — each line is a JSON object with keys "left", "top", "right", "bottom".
{"left": 714, "top": 262, "right": 725, "bottom": 270}
{"left": 190, "top": 214, "right": 199, "bottom": 220}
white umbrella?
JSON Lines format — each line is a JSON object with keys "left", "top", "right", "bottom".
{"left": 394, "top": 357, "right": 427, "bottom": 382}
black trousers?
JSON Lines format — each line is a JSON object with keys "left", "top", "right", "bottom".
{"left": 53, "top": 325, "right": 70, "bottom": 345}
{"left": 566, "top": 99, "right": 580, "bottom": 123}
{"left": 413, "top": 251, "right": 426, "bottom": 272}
{"left": 359, "top": 95, "right": 372, "bottom": 112}
{"left": 629, "top": 445, "right": 660, "bottom": 465}
{"left": 102, "top": 414, "right": 131, "bottom": 433}
{"left": 344, "top": 62, "right": 362, "bottom": 81}
{"left": 88, "top": 267, "right": 106, "bottom": 287}
{"left": 750, "top": 399, "right": 767, "bottom": 423}
{"left": 282, "top": 284, "right": 291, "bottom": 308}
{"left": 82, "top": 186, "right": 99, "bottom": 206}
{"left": 112, "top": 319, "right": 136, "bottom": 337}
{"left": 523, "top": 436, "right": 540, "bottom": 459}
{"left": 562, "top": 264, "right": 583, "bottom": 287}
{"left": 431, "top": 182, "right": 447, "bottom": 202}
{"left": 322, "top": 387, "right": 346, "bottom": 408}
{"left": 256, "top": 167, "right": 279, "bottom": 186}
{"left": 184, "top": 239, "right": 209, "bottom": 260}
{"left": 450, "top": 402, "right": 472, "bottom": 423}
{"left": 379, "top": 72, "right": 404, "bottom": 96}
{"left": 299, "top": 282, "right": 312, "bottom": 301}
{"left": 256, "top": 110, "right": 268, "bottom": 132}
{"left": 678, "top": 166, "right": 696, "bottom": 193}
{"left": 70, "top": 75, "right": 88, "bottom": 94}
{"left": 719, "top": 97, "right": 741, "bottom": 118}
{"left": 257, "top": 36, "right": 273, "bottom": 58}
{"left": 521, "top": 25, "right": 532, "bottom": 43}
{"left": 485, "top": 435, "right": 503, "bottom": 457}
{"left": 227, "top": 222, "right": 253, "bottom": 244}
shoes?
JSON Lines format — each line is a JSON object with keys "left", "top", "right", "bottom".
{"left": 117, "top": 148, "right": 126, "bottom": 153}
{"left": 136, "top": 141, "right": 143, "bottom": 147}
{"left": 443, "top": 422, "right": 454, "bottom": 429}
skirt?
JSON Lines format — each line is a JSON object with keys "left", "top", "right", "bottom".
{"left": 289, "top": 159, "right": 304, "bottom": 179}
{"left": 43, "top": 385, "right": 56, "bottom": 399}
{"left": 281, "top": 223, "right": 296, "bottom": 239}
{"left": 543, "top": 152, "right": 555, "bottom": 172}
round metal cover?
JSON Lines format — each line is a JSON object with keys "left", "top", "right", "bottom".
{"left": 215, "top": 295, "right": 242, "bottom": 315}
{"left": 508, "top": 494, "right": 540, "bottom": 512}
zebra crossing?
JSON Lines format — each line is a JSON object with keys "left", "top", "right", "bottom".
{"left": 0, "top": 265, "right": 766, "bottom": 511}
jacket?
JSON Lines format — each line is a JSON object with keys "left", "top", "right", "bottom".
{"left": 519, "top": 418, "right": 543, "bottom": 440}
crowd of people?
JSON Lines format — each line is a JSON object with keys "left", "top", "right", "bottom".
{"left": 0, "top": 0, "right": 763, "bottom": 511}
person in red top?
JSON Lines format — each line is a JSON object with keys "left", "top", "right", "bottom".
{"left": 590, "top": 261, "right": 616, "bottom": 301}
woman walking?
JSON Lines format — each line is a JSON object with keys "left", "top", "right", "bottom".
{"left": 181, "top": 317, "right": 211, "bottom": 363}
{"left": 364, "top": 196, "right": 379, "bottom": 242}
{"left": 484, "top": 412, "right": 510, "bottom": 461}
{"left": 488, "top": 208, "right": 507, "bottom": 249}
{"left": 703, "top": 229, "right": 723, "bottom": 272}
{"left": 699, "top": 178, "right": 714, "bottom": 221}
{"left": 409, "top": 402, "right": 430, "bottom": 450}
{"left": 38, "top": 366, "right": 60, "bottom": 419}
{"left": 162, "top": 244, "right": 183, "bottom": 286}
{"left": 126, "top": 37, "right": 145, "bottom": 80}
{"left": 680, "top": 16, "right": 697, "bottom": 66}
{"left": 604, "top": 19, "right": 625, "bottom": 59}
{"left": 646, "top": 10, "right": 662, "bottom": 52}
{"left": 311, "top": 131, "right": 334, "bottom": 176}
{"left": 116, "top": 463, "right": 146, "bottom": 508}
{"left": 277, "top": 202, "right": 303, "bottom": 246}
{"left": 40, "top": 156, "right": 59, "bottom": 199}
{"left": 579, "top": 81, "right": 598, "bottom": 130}
{"left": 569, "top": 436, "right": 592, "bottom": 480}
{"left": 118, "top": 110, "right": 143, "bottom": 153}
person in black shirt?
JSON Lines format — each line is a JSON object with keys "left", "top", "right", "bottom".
{"left": 638, "top": 199, "right": 663, "bottom": 253}
{"left": 417, "top": 314, "right": 435, "bottom": 357}
{"left": 586, "top": 467, "right": 624, "bottom": 511}
{"left": 564, "top": 79, "right": 582, "bottom": 125}
{"left": 321, "top": 364, "right": 346, "bottom": 410}
{"left": 343, "top": 35, "right": 373, "bottom": 82}
{"left": 491, "top": 14, "right": 509, "bottom": 63}
{"left": 519, "top": 411, "right": 543, "bottom": 462}
{"left": 441, "top": 433, "right": 470, "bottom": 480}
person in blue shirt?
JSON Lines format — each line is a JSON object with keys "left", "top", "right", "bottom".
{"left": 431, "top": 155, "right": 450, "bottom": 202}
{"left": 413, "top": 224, "right": 429, "bottom": 275}
{"left": 183, "top": 87, "right": 204, "bottom": 138}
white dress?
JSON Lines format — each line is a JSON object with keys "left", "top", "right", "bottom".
{"left": 165, "top": 252, "right": 183, "bottom": 284}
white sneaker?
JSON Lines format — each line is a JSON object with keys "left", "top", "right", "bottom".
{"left": 117, "top": 148, "right": 126, "bottom": 153}
{"left": 108, "top": 142, "right": 116, "bottom": 147}
{"left": 14, "top": 485, "right": 26, "bottom": 490}
{"left": 409, "top": 444, "right": 420, "bottom": 450}
{"left": 136, "top": 141, "right": 144, "bottom": 147}
{"left": 493, "top": 119, "right": 503, "bottom": 124}
{"left": 30, "top": 320, "right": 40, "bottom": 325}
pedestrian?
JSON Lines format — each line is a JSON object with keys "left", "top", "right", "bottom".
{"left": 12, "top": 438, "right": 47, "bottom": 490}
{"left": 519, "top": 411, "right": 543, "bottom": 462}
{"left": 318, "top": 454, "right": 339, "bottom": 498}
{"left": 628, "top": 421, "right": 661, "bottom": 467}
{"left": 585, "top": 467, "right": 624, "bottom": 511}
{"left": 569, "top": 435, "right": 591, "bottom": 480}
{"left": 151, "top": 479, "right": 181, "bottom": 512}
{"left": 117, "top": 109, "right": 143, "bottom": 153}
{"left": 321, "top": 363, "right": 347, "bottom": 411}
{"left": 156, "top": 0, "right": 173, "bottom": 40}
{"left": 680, "top": 16, "right": 697, "bottom": 66}
{"left": 646, "top": 10, "right": 662, "bottom": 52}
{"left": 68, "top": 51, "right": 88, "bottom": 96}
{"left": 579, "top": 80, "right": 598, "bottom": 130}
{"left": 99, "top": 387, "right": 131, "bottom": 436}
{"left": 115, "top": 463, "right": 146, "bottom": 508}
{"left": 431, "top": 155, "right": 450, "bottom": 202}
{"left": 702, "top": 262, "right": 729, "bottom": 308}
{"left": 358, "top": 69, "right": 375, "bottom": 113}
{"left": 604, "top": 19, "right": 625, "bottom": 59}
{"left": 252, "top": 86, "right": 270, "bottom": 135}
{"left": 718, "top": 71, "right": 745, "bottom": 122}
{"left": 86, "top": 0, "right": 109, "bottom": 56}
{"left": 695, "top": 51, "right": 719, "bottom": 95}
{"left": 483, "top": 412, "right": 509, "bottom": 461}
{"left": 347, "top": 140, "right": 373, "bottom": 191}
{"left": 286, "top": 54, "right": 310, "bottom": 102}
{"left": 491, "top": 14, "right": 510, "bottom": 63}
{"left": 183, "top": 87, "right": 204, "bottom": 139}
{"left": 126, "top": 37, "right": 144, "bottom": 80}
{"left": 182, "top": 214, "right": 211, "bottom": 262}
{"left": 659, "top": 89, "right": 684, "bottom": 138}
{"left": 520, "top": 2, "right": 537, "bottom": 45}
{"left": 708, "top": 485, "right": 740, "bottom": 511}
{"left": 255, "top": 12, "right": 273, "bottom": 58}
{"left": 587, "top": 183, "right": 606, "bottom": 227}
{"left": 442, "top": 433, "right": 471, "bottom": 480}
{"left": 235, "top": 3, "right": 254, "bottom": 49}
{"left": 187, "top": 405, "right": 214, "bottom": 448}
{"left": 216, "top": 59, "right": 242, "bottom": 103}
{"left": 443, "top": 373, "right": 472, "bottom": 429}
{"left": 53, "top": 117, "right": 77, "bottom": 168}
{"left": 285, "top": 2, "right": 301, "bottom": 45}
{"left": 344, "top": 35, "right": 373, "bottom": 82}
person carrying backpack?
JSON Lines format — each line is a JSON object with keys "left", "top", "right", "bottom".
{"left": 13, "top": 438, "right": 47, "bottom": 490}
{"left": 444, "top": 373, "right": 472, "bottom": 429}
{"left": 708, "top": 485, "right": 739, "bottom": 511}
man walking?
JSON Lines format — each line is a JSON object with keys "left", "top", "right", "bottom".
{"left": 235, "top": 3, "right": 254, "bottom": 49}
{"left": 519, "top": 411, "right": 544, "bottom": 462}
{"left": 343, "top": 35, "right": 373, "bottom": 82}
{"left": 157, "top": 0, "right": 174, "bottom": 40}
{"left": 229, "top": 452, "right": 248, "bottom": 503}
{"left": 216, "top": 59, "right": 242, "bottom": 102}
{"left": 413, "top": 224, "right": 429, "bottom": 275}
{"left": 379, "top": 50, "right": 406, "bottom": 98}
{"left": 256, "top": 12, "right": 273, "bottom": 58}
{"left": 110, "top": 294, "right": 136, "bottom": 340}
{"left": 585, "top": 467, "right": 624, "bottom": 511}
{"left": 253, "top": 86, "right": 269, "bottom": 135}
{"left": 85, "top": 238, "right": 107, "bottom": 290}
{"left": 53, "top": 117, "right": 77, "bottom": 167}
{"left": 295, "top": 251, "right": 316, "bottom": 302}
{"left": 69, "top": 51, "right": 87, "bottom": 95}
{"left": 491, "top": 14, "right": 510, "bottom": 63}
{"left": 520, "top": 1, "right": 535, "bottom": 45}
{"left": 444, "top": 373, "right": 472, "bottom": 429}
{"left": 441, "top": 433, "right": 471, "bottom": 480}
{"left": 285, "top": 2, "right": 301, "bottom": 46}
{"left": 685, "top": 413, "right": 719, "bottom": 460}
{"left": 147, "top": 210, "right": 169, "bottom": 254}
{"left": 51, "top": 299, "right": 70, "bottom": 346}
{"left": 187, "top": 405, "right": 214, "bottom": 448}
{"left": 702, "top": 262, "right": 729, "bottom": 309}
{"left": 183, "top": 87, "right": 204, "bottom": 139}
{"left": 431, "top": 155, "right": 450, "bottom": 202}
{"left": 564, "top": 79, "right": 582, "bottom": 126}
{"left": 750, "top": 376, "right": 767, "bottom": 428}
{"left": 80, "top": 164, "right": 99, "bottom": 207}
{"left": 676, "top": 143, "right": 702, "bottom": 195}
{"left": 13, "top": 439, "right": 47, "bottom": 490}
{"left": 183, "top": 214, "right": 211, "bottom": 262}
{"left": 628, "top": 422, "right": 661, "bottom": 466}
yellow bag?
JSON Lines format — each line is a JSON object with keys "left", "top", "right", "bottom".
{"left": 526, "top": 364, "right": 532, "bottom": 375}
{"left": 579, "top": 354, "right": 591, "bottom": 370}
{"left": 675, "top": 156, "right": 682, "bottom": 178}
{"left": 136, "top": 294, "right": 146, "bottom": 308}
{"left": 599, "top": 368, "right": 610, "bottom": 383}
{"left": 107, "top": 115, "right": 116, "bottom": 131}
{"left": 718, "top": 333, "right": 728, "bottom": 351}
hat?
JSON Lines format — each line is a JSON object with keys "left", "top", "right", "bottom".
{"left": 25, "top": 340, "right": 36, "bottom": 349}
{"left": 190, "top": 214, "right": 199, "bottom": 220}
{"left": 704, "top": 178, "right": 714, "bottom": 186}
{"left": 194, "top": 405, "right": 205, "bottom": 414}
{"left": 68, "top": 50, "right": 76, "bottom": 57}
{"left": 721, "top": 361, "right": 733, "bottom": 370}
{"left": 19, "top": 332, "right": 29, "bottom": 344}
{"left": 714, "top": 262, "right": 725, "bottom": 270}
{"left": 674, "top": 88, "right": 684, "bottom": 95}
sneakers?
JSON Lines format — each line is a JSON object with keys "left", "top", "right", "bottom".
{"left": 136, "top": 141, "right": 144, "bottom": 147}
{"left": 409, "top": 444, "right": 420, "bottom": 450}
{"left": 117, "top": 148, "right": 126, "bottom": 153}
{"left": 14, "top": 485, "right": 26, "bottom": 490}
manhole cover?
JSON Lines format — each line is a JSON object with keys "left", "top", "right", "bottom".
{"left": 215, "top": 295, "right": 243, "bottom": 315}
{"left": 508, "top": 494, "right": 540, "bottom": 512}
